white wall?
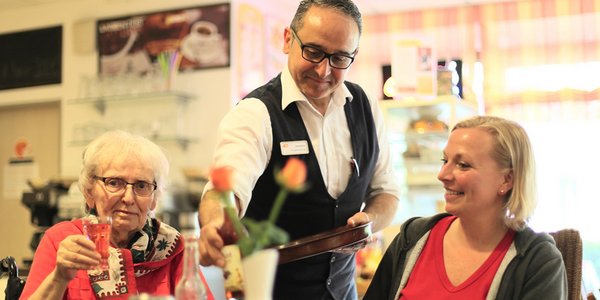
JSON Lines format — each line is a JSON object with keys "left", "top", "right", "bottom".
{"left": 0, "top": 0, "right": 235, "bottom": 186}
{"left": 0, "top": 102, "right": 60, "bottom": 275}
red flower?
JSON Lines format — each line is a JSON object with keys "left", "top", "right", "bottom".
{"left": 210, "top": 166, "right": 234, "bottom": 192}
{"left": 276, "top": 157, "right": 307, "bottom": 192}
{"left": 209, "top": 159, "right": 307, "bottom": 256}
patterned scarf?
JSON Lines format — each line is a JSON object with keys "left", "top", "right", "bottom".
{"left": 83, "top": 214, "right": 182, "bottom": 299}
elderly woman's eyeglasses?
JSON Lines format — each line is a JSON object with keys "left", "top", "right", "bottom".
{"left": 290, "top": 29, "right": 355, "bottom": 69}
{"left": 94, "top": 176, "right": 157, "bottom": 197}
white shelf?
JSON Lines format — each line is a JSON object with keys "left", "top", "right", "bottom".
{"left": 67, "top": 91, "right": 198, "bottom": 151}
{"left": 68, "top": 91, "right": 196, "bottom": 114}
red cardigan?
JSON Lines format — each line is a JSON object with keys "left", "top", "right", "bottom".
{"left": 20, "top": 220, "right": 215, "bottom": 300}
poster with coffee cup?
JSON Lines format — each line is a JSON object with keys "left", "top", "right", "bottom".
{"left": 97, "top": 3, "right": 230, "bottom": 75}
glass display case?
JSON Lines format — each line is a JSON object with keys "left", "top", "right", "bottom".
{"left": 379, "top": 95, "right": 479, "bottom": 225}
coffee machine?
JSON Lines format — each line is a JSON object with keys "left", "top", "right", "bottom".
{"left": 157, "top": 169, "right": 208, "bottom": 235}
{"left": 20, "top": 179, "right": 81, "bottom": 265}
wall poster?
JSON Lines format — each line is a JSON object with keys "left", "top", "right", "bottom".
{"left": 97, "top": 3, "right": 230, "bottom": 75}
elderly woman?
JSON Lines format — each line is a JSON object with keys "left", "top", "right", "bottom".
{"left": 20, "top": 130, "right": 214, "bottom": 300}
{"left": 364, "top": 116, "right": 567, "bottom": 299}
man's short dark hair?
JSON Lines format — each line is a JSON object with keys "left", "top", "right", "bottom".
{"left": 290, "top": 0, "right": 362, "bottom": 35}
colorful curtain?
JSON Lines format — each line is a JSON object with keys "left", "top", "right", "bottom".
{"left": 360, "top": 0, "right": 600, "bottom": 108}
{"left": 480, "top": 0, "right": 600, "bottom": 106}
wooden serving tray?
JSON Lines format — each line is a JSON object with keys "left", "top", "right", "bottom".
{"left": 275, "top": 222, "right": 372, "bottom": 264}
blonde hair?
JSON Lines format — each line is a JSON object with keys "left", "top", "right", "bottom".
{"left": 453, "top": 116, "right": 536, "bottom": 230}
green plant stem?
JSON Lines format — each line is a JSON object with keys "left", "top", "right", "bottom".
{"left": 221, "top": 194, "right": 245, "bottom": 239}
{"left": 268, "top": 188, "right": 288, "bottom": 224}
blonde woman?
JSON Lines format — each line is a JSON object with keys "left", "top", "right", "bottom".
{"left": 364, "top": 116, "right": 567, "bottom": 300}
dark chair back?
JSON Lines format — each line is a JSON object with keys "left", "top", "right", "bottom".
{"left": 550, "top": 229, "right": 583, "bottom": 300}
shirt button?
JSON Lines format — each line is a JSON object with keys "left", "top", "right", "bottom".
{"left": 327, "top": 278, "right": 332, "bottom": 286}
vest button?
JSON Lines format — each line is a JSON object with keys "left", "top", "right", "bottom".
{"left": 330, "top": 256, "right": 336, "bottom": 263}
{"left": 327, "top": 278, "right": 332, "bottom": 286}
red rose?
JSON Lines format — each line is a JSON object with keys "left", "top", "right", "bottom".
{"left": 277, "top": 157, "right": 307, "bottom": 192}
{"left": 210, "top": 166, "right": 234, "bottom": 192}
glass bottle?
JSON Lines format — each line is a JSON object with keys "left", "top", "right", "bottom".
{"left": 218, "top": 192, "right": 245, "bottom": 300}
{"left": 175, "top": 234, "right": 207, "bottom": 300}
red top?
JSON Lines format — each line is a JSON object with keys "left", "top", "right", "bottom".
{"left": 20, "top": 220, "right": 215, "bottom": 300}
{"left": 400, "top": 216, "right": 515, "bottom": 299}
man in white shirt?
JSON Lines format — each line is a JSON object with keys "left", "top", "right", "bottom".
{"left": 198, "top": 0, "right": 400, "bottom": 299}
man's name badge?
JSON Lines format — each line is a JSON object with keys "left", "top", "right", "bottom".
{"left": 280, "top": 140, "right": 309, "bottom": 156}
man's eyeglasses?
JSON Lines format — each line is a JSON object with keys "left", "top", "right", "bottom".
{"left": 94, "top": 176, "right": 157, "bottom": 197}
{"left": 290, "top": 28, "right": 355, "bottom": 69}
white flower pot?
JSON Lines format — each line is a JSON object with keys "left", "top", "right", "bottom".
{"left": 242, "top": 249, "right": 279, "bottom": 300}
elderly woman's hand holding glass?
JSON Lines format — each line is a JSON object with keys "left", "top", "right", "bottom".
{"left": 20, "top": 130, "right": 214, "bottom": 300}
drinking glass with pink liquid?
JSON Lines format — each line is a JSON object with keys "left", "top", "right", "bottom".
{"left": 83, "top": 216, "right": 112, "bottom": 270}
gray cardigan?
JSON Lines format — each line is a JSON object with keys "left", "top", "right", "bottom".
{"left": 364, "top": 213, "right": 568, "bottom": 300}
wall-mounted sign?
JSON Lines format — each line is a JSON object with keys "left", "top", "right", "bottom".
{"left": 97, "top": 3, "right": 230, "bottom": 76}
{"left": 0, "top": 26, "right": 62, "bottom": 90}
{"left": 389, "top": 35, "right": 437, "bottom": 99}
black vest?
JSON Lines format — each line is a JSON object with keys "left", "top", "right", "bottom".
{"left": 244, "top": 74, "right": 379, "bottom": 300}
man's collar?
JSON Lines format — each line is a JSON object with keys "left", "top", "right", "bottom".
{"left": 281, "top": 66, "right": 306, "bottom": 110}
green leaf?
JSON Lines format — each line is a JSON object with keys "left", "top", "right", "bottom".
{"left": 238, "top": 219, "right": 289, "bottom": 257}
{"left": 237, "top": 236, "right": 255, "bottom": 257}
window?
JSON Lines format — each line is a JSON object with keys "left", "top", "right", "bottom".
{"left": 490, "top": 99, "right": 600, "bottom": 287}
